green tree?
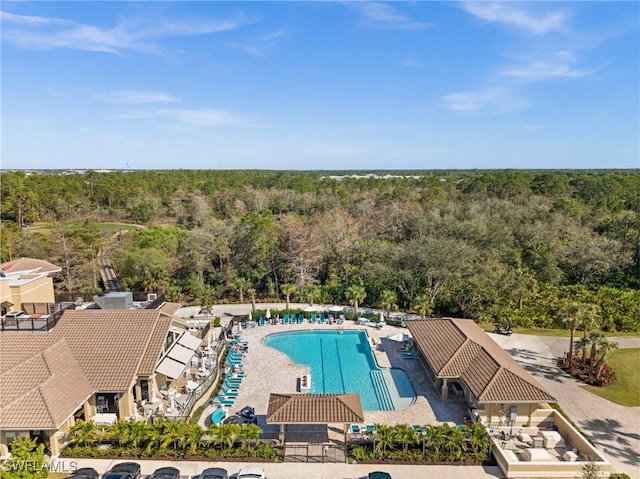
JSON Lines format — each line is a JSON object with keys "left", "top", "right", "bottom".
{"left": 371, "top": 424, "right": 395, "bottom": 458}
{"left": 247, "top": 287, "right": 257, "bottom": 313}
{"left": 238, "top": 423, "right": 262, "bottom": 450}
{"left": 346, "top": 284, "right": 366, "bottom": 315}
{"left": 233, "top": 277, "right": 250, "bottom": 303}
{"left": 1, "top": 436, "right": 48, "bottom": 479}
{"left": 394, "top": 423, "right": 417, "bottom": 453}
{"left": 280, "top": 283, "right": 297, "bottom": 310}
{"left": 69, "top": 419, "right": 99, "bottom": 447}
{"left": 413, "top": 292, "right": 433, "bottom": 319}
{"left": 442, "top": 423, "right": 466, "bottom": 461}
{"left": 595, "top": 339, "right": 619, "bottom": 381}
{"left": 379, "top": 289, "right": 398, "bottom": 321}
{"left": 217, "top": 423, "right": 241, "bottom": 450}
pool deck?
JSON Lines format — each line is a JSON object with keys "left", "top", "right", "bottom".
{"left": 191, "top": 308, "right": 467, "bottom": 441}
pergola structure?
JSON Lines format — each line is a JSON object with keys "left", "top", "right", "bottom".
{"left": 266, "top": 393, "right": 364, "bottom": 444}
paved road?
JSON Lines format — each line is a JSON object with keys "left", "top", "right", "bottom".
{"left": 489, "top": 333, "right": 640, "bottom": 478}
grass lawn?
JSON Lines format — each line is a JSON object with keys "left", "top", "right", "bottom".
{"left": 582, "top": 348, "right": 640, "bottom": 407}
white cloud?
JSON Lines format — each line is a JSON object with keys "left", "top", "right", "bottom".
{"left": 101, "top": 90, "right": 179, "bottom": 104}
{"left": 160, "top": 108, "right": 244, "bottom": 127}
{"left": 461, "top": 2, "right": 569, "bottom": 34}
{"left": 501, "top": 51, "right": 599, "bottom": 82}
{"left": 443, "top": 88, "right": 528, "bottom": 114}
{"left": 0, "top": 10, "right": 253, "bottom": 55}
{"left": 224, "top": 28, "right": 291, "bottom": 56}
{"left": 352, "top": 2, "right": 429, "bottom": 30}
{"left": 401, "top": 58, "right": 422, "bottom": 68}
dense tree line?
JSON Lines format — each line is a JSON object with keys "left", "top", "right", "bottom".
{"left": 1, "top": 169, "right": 638, "bottom": 331}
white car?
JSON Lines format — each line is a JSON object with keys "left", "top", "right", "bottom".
{"left": 236, "top": 466, "right": 266, "bottom": 479}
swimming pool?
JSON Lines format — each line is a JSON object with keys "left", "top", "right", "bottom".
{"left": 263, "top": 330, "right": 415, "bottom": 411}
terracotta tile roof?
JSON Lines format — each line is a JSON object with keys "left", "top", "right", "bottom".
{"left": 266, "top": 393, "right": 364, "bottom": 424}
{"left": 138, "top": 314, "right": 172, "bottom": 376}
{"left": 0, "top": 309, "right": 174, "bottom": 429}
{"left": 0, "top": 340, "right": 92, "bottom": 429}
{"left": 52, "top": 309, "right": 165, "bottom": 391}
{"left": 159, "top": 302, "right": 182, "bottom": 316}
{"left": 0, "top": 257, "right": 61, "bottom": 274}
{"left": 406, "top": 318, "right": 556, "bottom": 403}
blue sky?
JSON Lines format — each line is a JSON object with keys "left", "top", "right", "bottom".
{"left": 2, "top": 1, "right": 638, "bottom": 170}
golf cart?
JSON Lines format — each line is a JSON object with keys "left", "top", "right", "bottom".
{"left": 239, "top": 405, "right": 257, "bottom": 424}
{"left": 493, "top": 320, "right": 513, "bottom": 336}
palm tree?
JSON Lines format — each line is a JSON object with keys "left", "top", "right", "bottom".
{"left": 181, "top": 422, "right": 205, "bottom": 456}
{"left": 280, "top": 283, "right": 297, "bottom": 310}
{"left": 144, "top": 420, "right": 168, "bottom": 455}
{"left": 559, "top": 301, "right": 582, "bottom": 369}
{"left": 303, "top": 285, "right": 322, "bottom": 306}
{"left": 346, "top": 284, "right": 366, "bottom": 315}
{"left": 238, "top": 423, "right": 262, "bottom": 450}
{"left": 160, "top": 419, "right": 186, "bottom": 452}
{"left": 70, "top": 419, "right": 99, "bottom": 447}
{"left": 233, "top": 277, "right": 250, "bottom": 303}
{"left": 108, "top": 419, "right": 129, "bottom": 447}
{"left": 379, "top": 289, "right": 398, "bottom": 321}
{"left": 413, "top": 293, "right": 432, "bottom": 319}
{"left": 126, "top": 420, "right": 150, "bottom": 449}
{"left": 217, "top": 423, "right": 241, "bottom": 450}
{"left": 371, "top": 424, "right": 395, "bottom": 458}
{"left": 423, "top": 425, "right": 443, "bottom": 460}
{"left": 442, "top": 423, "right": 466, "bottom": 461}
{"left": 247, "top": 287, "right": 257, "bottom": 313}
{"left": 394, "top": 423, "right": 417, "bottom": 453}
{"left": 595, "top": 339, "right": 619, "bottom": 381}
{"left": 468, "top": 422, "right": 489, "bottom": 461}
{"left": 578, "top": 303, "right": 601, "bottom": 359}
{"left": 206, "top": 423, "right": 222, "bottom": 448}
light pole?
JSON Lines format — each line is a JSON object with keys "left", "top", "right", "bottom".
{"left": 421, "top": 429, "right": 427, "bottom": 458}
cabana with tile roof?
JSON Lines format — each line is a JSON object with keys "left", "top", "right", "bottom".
{"left": 0, "top": 308, "right": 188, "bottom": 458}
{"left": 406, "top": 318, "right": 556, "bottom": 427}
{"left": 266, "top": 393, "right": 364, "bottom": 444}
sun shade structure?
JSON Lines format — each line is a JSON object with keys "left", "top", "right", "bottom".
{"left": 266, "top": 393, "right": 364, "bottom": 424}
{"left": 406, "top": 318, "right": 556, "bottom": 403}
{"left": 177, "top": 331, "right": 202, "bottom": 350}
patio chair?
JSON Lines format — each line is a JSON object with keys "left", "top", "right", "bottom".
{"left": 259, "top": 316, "right": 265, "bottom": 326}
{"left": 349, "top": 424, "right": 361, "bottom": 434}
{"left": 215, "top": 395, "right": 234, "bottom": 406}
{"left": 310, "top": 313, "right": 317, "bottom": 323}
{"left": 319, "top": 315, "right": 325, "bottom": 324}
{"left": 298, "top": 314, "right": 305, "bottom": 324}
{"left": 283, "top": 314, "right": 290, "bottom": 325}
{"left": 220, "top": 387, "right": 239, "bottom": 398}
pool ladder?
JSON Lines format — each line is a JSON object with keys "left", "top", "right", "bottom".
{"left": 369, "top": 369, "right": 394, "bottom": 411}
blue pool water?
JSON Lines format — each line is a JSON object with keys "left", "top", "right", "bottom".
{"left": 263, "top": 330, "right": 415, "bottom": 411}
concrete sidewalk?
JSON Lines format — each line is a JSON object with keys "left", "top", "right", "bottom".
{"left": 52, "top": 458, "right": 502, "bottom": 479}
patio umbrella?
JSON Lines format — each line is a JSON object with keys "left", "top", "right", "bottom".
{"left": 248, "top": 312, "right": 252, "bottom": 321}
{"left": 387, "top": 332, "right": 409, "bottom": 342}
{"left": 266, "top": 308, "right": 271, "bottom": 319}
{"left": 328, "top": 305, "right": 343, "bottom": 312}
{"left": 238, "top": 322, "right": 242, "bottom": 332}
{"left": 201, "top": 355, "right": 206, "bottom": 372}
{"left": 168, "top": 392, "right": 176, "bottom": 411}
{"left": 380, "top": 311, "right": 385, "bottom": 322}
{"left": 304, "top": 305, "right": 316, "bottom": 312}
{"left": 132, "top": 400, "right": 138, "bottom": 419}
{"left": 151, "top": 388, "right": 157, "bottom": 403}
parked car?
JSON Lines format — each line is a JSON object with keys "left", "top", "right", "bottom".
{"left": 199, "top": 468, "right": 228, "bottom": 479}
{"left": 236, "top": 466, "right": 265, "bottom": 479}
{"left": 146, "top": 467, "right": 180, "bottom": 479}
{"left": 103, "top": 462, "right": 141, "bottom": 479}
{"left": 368, "top": 473, "right": 392, "bottom": 479}
{"left": 65, "top": 468, "right": 98, "bottom": 479}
